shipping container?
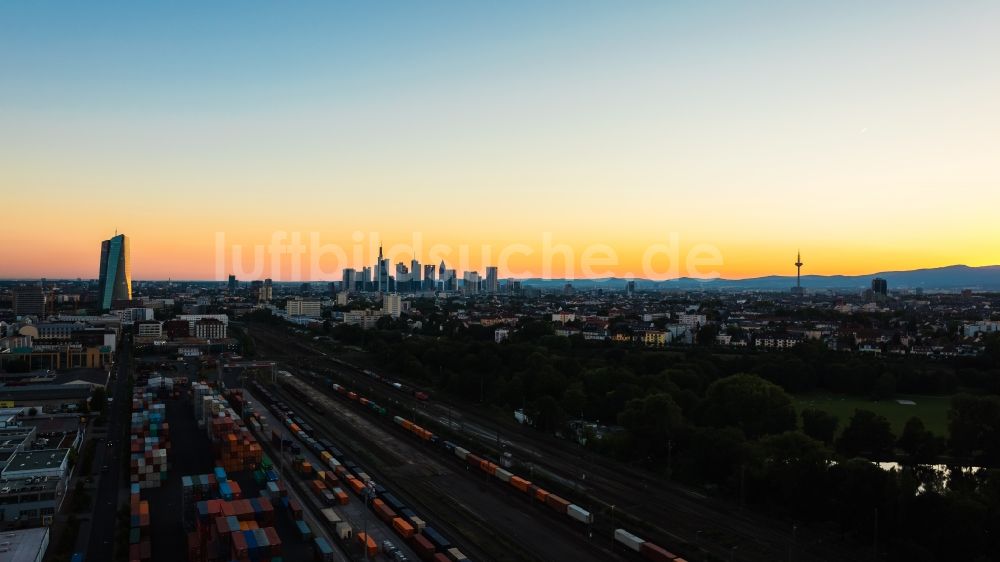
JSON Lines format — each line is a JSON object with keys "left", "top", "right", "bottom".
{"left": 321, "top": 507, "right": 341, "bottom": 525}
{"left": 545, "top": 493, "right": 570, "bottom": 514}
{"left": 615, "top": 529, "right": 645, "bottom": 552}
{"left": 412, "top": 534, "right": 436, "bottom": 560}
{"left": 509, "top": 476, "right": 531, "bottom": 493}
{"left": 335, "top": 521, "right": 353, "bottom": 540}
{"left": 392, "top": 517, "right": 415, "bottom": 539}
{"left": 422, "top": 526, "right": 451, "bottom": 551}
{"left": 296, "top": 519, "right": 313, "bottom": 540}
{"left": 567, "top": 504, "right": 593, "bottom": 524}
{"left": 447, "top": 547, "right": 469, "bottom": 561}
{"left": 314, "top": 537, "right": 335, "bottom": 562}
{"left": 640, "top": 542, "right": 679, "bottom": 562}
{"left": 356, "top": 532, "right": 377, "bottom": 558}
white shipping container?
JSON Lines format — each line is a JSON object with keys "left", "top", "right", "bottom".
{"left": 567, "top": 504, "right": 593, "bottom": 524}
{"left": 335, "top": 521, "right": 353, "bottom": 540}
{"left": 453, "top": 447, "right": 469, "bottom": 460}
{"left": 614, "top": 529, "right": 645, "bottom": 552}
{"left": 494, "top": 468, "right": 513, "bottom": 483}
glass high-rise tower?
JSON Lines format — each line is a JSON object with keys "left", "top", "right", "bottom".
{"left": 98, "top": 233, "right": 132, "bottom": 310}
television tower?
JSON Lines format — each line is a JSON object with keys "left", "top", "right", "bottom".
{"left": 794, "top": 250, "right": 804, "bottom": 290}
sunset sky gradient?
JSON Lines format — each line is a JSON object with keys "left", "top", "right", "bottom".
{"left": 1, "top": 1, "right": 998, "bottom": 280}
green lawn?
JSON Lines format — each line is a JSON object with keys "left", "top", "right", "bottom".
{"left": 793, "top": 393, "right": 954, "bottom": 437}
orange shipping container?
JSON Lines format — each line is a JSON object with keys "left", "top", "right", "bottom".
{"left": 509, "top": 476, "right": 531, "bottom": 493}
{"left": 346, "top": 476, "right": 365, "bottom": 495}
{"left": 356, "top": 532, "right": 377, "bottom": 557}
{"left": 392, "top": 517, "right": 415, "bottom": 538}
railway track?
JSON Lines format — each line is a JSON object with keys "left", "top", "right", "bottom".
{"left": 254, "top": 373, "right": 620, "bottom": 562}
{"left": 244, "top": 322, "right": 865, "bottom": 562}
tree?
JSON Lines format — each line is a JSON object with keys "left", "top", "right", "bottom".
{"left": 801, "top": 408, "right": 838, "bottom": 445}
{"left": 836, "top": 409, "right": 895, "bottom": 459}
{"left": 947, "top": 393, "right": 1000, "bottom": 462}
{"left": 618, "top": 393, "right": 683, "bottom": 459}
{"left": 871, "top": 373, "right": 896, "bottom": 400}
{"left": 531, "top": 395, "right": 566, "bottom": 433}
{"left": 748, "top": 431, "right": 831, "bottom": 518}
{"left": 701, "top": 374, "right": 797, "bottom": 439}
{"left": 561, "top": 385, "right": 587, "bottom": 419}
{"left": 696, "top": 324, "right": 720, "bottom": 346}
{"left": 897, "top": 417, "right": 943, "bottom": 464}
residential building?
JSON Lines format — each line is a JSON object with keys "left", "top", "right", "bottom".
{"left": 382, "top": 294, "right": 402, "bottom": 319}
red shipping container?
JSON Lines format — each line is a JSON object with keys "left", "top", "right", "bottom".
{"left": 640, "top": 542, "right": 679, "bottom": 562}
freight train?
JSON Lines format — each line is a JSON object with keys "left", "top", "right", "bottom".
{"left": 326, "top": 358, "right": 430, "bottom": 401}
{"left": 251, "top": 380, "right": 469, "bottom": 562}
{"left": 278, "top": 374, "right": 688, "bottom": 562}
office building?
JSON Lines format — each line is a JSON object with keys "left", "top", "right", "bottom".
{"left": 485, "top": 266, "right": 499, "bottom": 294}
{"left": 410, "top": 259, "right": 422, "bottom": 290}
{"left": 286, "top": 299, "right": 321, "bottom": 318}
{"left": 423, "top": 265, "right": 436, "bottom": 291}
{"left": 360, "top": 267, "right": 373, "bottom": 292}
{"left": 872, "top": 278, "right": 888, "bottom": 296}
{"left": 342, "top": 268, "right": 357, "bottom": 293}
{"left": 463, "top": 272, "right": 481, "bottom": 294}
{"left": 395, "top": 262, "right": 409, "bottom": 290}
{"left": 12, "top": 285, "right": 45, "bottom": 317}
{"left": 98, "top": 233, "right": 131, "bottom": 310}
{"left": 227, "top": 275, "right": 237, "bottom": 293}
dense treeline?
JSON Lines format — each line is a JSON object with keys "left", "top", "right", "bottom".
{"left": 319, "top": 319, "right": 1000, "bottom": 559}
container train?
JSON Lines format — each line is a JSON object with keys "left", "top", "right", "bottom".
{"left": 275, "top": 374, "right": 688, "bottom": 562}
{"left": 252, "top": 380, "right": 469, "bottom": 562}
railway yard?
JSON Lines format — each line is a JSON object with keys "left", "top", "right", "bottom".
{"left": 241, "top": 320, "right": 869, "bottom": 562}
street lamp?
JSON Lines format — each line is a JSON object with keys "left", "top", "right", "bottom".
{"left": 362, "top": 480, "right": 377, "bottom": 560}
{"left": 610, "top": 504, "right": 616, "bottom": 549}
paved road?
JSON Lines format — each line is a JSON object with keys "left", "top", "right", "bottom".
{"left": 86, "top": 331, "right": 131, "bottom": 562}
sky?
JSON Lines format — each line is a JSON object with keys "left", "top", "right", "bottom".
{"left": 1, "top": 1, "right": 998, "bottom": 281}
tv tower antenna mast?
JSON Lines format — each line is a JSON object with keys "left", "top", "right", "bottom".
{"left": 794, "top": 250, "right": 804, "bottom": 290}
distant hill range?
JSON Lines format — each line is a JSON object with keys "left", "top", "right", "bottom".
{"left": 522, "top": 265, "right": 1000, "bottom": 291}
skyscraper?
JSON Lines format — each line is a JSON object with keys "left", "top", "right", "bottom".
{"left": 361, "top": 266, "right": 373, "bottom": 292}
{"left": 872, "top": 277, "right": 888, "bottom": 296}
{"left": 485, "top": 266, "right": 499, "bottom": 294}
{"left": 376, "top": 245, "right": 390, "bottom": 293}
{"left": 342, "top": 268, "right": 357, "bottom": 293}
{"left": 463, "top": 271, "right": 481, "bottom": 294}
{"left": 423, "top": 264, "right": 436, "bottom": 291}
{"left": 227, "top": 274, "right": 237, "bottom": 293}
{"left": 410, "top": 259, "right": 422, "bottom": 290}
{"left": 98, "top": 233, "right": 132, "bottom": 310}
